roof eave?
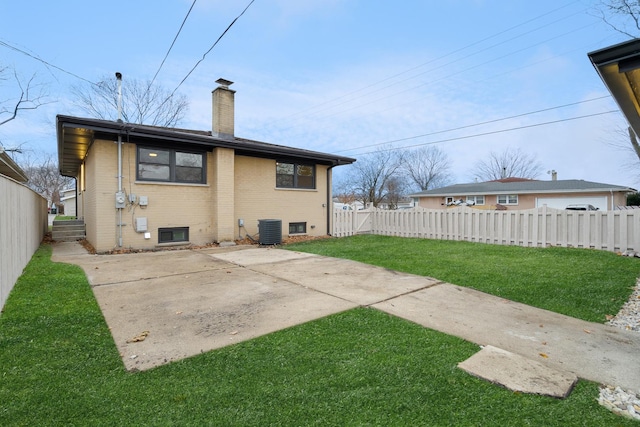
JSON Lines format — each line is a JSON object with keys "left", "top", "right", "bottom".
{"left": 57, "top": 115, "right": 356, "bottom": 176}
{"left": 588, "top": 38, "right": 640, "bottom": 136}
{"left": 411, "top": 186, "right": 636, "bottom": 198}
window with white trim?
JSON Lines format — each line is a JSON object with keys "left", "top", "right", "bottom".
{"left": 497, "top": 194, "right": 518, "bottom": 205}
{"left": 466, "top": 195, "right": 485, "bottom": 205}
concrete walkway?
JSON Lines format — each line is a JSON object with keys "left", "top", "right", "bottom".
{"left": 51, "top": 242, "right": 640, "bottom": 396}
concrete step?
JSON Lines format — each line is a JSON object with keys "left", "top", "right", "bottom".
{"left": 52, "top": 233, "right": 85, "bottom": 242}
{"left": 53, "top": 224, "right": 85, "bottom": 232}
{"left": 53, "top": 219, "right": 84, "bottom": 226}
{"left": 52, "top": 229, "right": 85, "bottom": 237}
{"left": 52, "top": 220, "right": 85, "bottom": 242}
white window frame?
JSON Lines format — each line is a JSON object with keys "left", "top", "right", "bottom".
{"left": 466, "top": 195, "right": 485, "bottom": 205}
{"left": 497, "top": 194, "right": 518, "bottom": 205}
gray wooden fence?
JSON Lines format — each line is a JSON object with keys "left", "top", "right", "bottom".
{"left": 0, "top": 175, "right": 48, "bottom": 311}
{"left": 333, "top": 206, "right": 640, "bottom": 252}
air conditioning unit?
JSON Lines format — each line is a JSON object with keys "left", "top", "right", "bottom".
{"left": 258, "top": 219, "right": 281, "bottom": 245}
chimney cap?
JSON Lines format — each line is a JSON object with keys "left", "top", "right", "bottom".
{"left": 215, "top": 78, "right": 234, "bottom": 88}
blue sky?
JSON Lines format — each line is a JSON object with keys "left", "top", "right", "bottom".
{"left": 1, "top": 0, "right": 638, "bottom": 188}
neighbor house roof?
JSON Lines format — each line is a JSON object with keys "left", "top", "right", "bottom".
{"left": 409, "top": 179, "right": 636, "bottom": 198}
{"left": 0, "top": 150, "right": 28, "bottom": 183}
{"left": 589, "top": 38, "right": 640, "bottom": 137}
{"left": 57, "top": 115, "right": 356, "bottom": 177}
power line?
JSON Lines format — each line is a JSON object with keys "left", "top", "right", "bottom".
{"left": 350, "top": 110, "right": 619, "bottom": 157}
{"left": 153, "top": 0, "right": 256, "bottom": 117}
{"left": 0, "top": 39, "right": 96, "bottom": 85}
{"left": 169, "top": 0, "right": 255, "bottom": 96}
{"left": 336, "top": 96, "right": 612, "bottom": 154}
{"left": 148, "top": 0, "right": 197, "bottom": 90}
{"left": 307, "top": 20, "right": 599, "bottom": 124}
{"left": 279, "top": 0, "right": 583, "bottom": 122}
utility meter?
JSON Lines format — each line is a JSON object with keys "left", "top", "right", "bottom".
{"left": 115, "top": 191, "right": 126, "bottom": 209}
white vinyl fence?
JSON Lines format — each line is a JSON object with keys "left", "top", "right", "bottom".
{"left": 333, "top": 206, "right": 640, "bottom": 252}
{"left": 0, "top": 175, "right": 48, "bottom": 311}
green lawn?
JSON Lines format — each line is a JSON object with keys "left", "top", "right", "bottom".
{"left": 1, "top": 240, "right": 638, "bottom": 426}
{"left": 285, "top": 235, "right": 640, "bottom": 323}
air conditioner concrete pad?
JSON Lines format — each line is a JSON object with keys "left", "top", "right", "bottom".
{"left": 458, "top": 345, "right": 578, "bottom": 399}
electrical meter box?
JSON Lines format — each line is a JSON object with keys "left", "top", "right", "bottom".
{"left": 115, "top": 192, "right": 126, "bottom": 209}
{"left": 135, "top": 217, "right": 148, "bottom": 232}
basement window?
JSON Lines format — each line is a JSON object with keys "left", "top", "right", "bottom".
{"left": 289, "top": 222, "right": 307, "bottom": 234}
{"left": 158, "top": 227, "right": 189, "bottom": 244}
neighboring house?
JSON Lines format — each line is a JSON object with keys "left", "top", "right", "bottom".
{"left": 409, "top": 177, "right": 635, "bottom": 211}
{"left": 374, "top": 198, "right": 416, "bottom": 210}
{"left": 59, "top": 188, "right": 76, "bottom": 217}
{"left": 393, "top": 198, "right": 416, "bottom": 210}
{"left": 57, "top": 79, "right": 355, "bottom": 252}
{"left": 334, "top": 201, "right": 365, "bottom": 211}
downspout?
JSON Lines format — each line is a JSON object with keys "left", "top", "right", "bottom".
{"left": 326, "top": 164, "right": 338, "bottom": 235}
{"left": 611, "top": 189, "right": 614, "bottom": 211}
{"left": 74, "top": 177, "right": 78, "bottom": 219}
{"left": 116, "top": 72, "right": 123, "bottom": 247}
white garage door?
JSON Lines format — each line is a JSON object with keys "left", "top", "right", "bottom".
{"left": 535, "top": 196, "right": 608, "bottom": 210}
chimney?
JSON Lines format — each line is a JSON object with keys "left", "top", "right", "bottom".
{"left": 212, "top": 78, "right": 235, "bottom": 138}
{"left": 551, "top": 170, "right": 557, "bottom": 181}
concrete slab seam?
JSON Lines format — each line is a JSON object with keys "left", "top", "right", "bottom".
{"left": 364, "top": 280, "right": 446, "bottom": 307}
{"left": 88, "top": 265, "right": 244, "bottom": 288}
{"left": 239, "top": 264, "right": 359, "bottom": 306}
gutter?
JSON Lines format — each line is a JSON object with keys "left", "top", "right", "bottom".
{"left": 58, "top": 115, "right": 356, "bottom": 167}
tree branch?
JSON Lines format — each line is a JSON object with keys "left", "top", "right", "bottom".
{"left": 0, "top": 68, "right": 49, "bottom": 127}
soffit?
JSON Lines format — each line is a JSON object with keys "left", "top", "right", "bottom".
{"left": 58, "top": 123, "right": 94, "bottom": 177}
{"left": 57, "top": 115, "right": 356, "bottom": 177}
{"left": 589, "top": 39, "right": 640, "bottom": 137}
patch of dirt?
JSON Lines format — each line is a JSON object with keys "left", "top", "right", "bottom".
{"left": 79, "top": 239, "right": 97, "bottom": 254}
{"left": 42, "top": 232, "right": 54, "bottom": 244}
{"left": 235, "top": 234, "right": 333, "bottom": 246}
{"left": 74, "top": 234, "right": 332, "bottom": 256}
{"left": 282, "top": 235, "right": 333, "bottom": 245}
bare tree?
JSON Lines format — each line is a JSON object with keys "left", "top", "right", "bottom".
{"left": 473, "top": 147, "right": 543, "bottom": 181}
{"left": 0, "top": 66, "right": 49, "bottom": 127}
{"left": 403, "top": 146, "right": 452, "bottom": 191}
{"left": 341, "top": 146, "right": 406, "bottom": 208}
{"left": 334, "top": 190, "right": 358, "bottom": 205}
{"left": 71, "top": 74, "right": 188, "bottom": 127}
{"left": 593, "top": 0, "right": 640, "bottom": 38}
{"left": 19, "top": 153, "right": 75, "bottom": 206}
{"left": 603, "top": 125, "right": 640, "bottom": 182}
{"left": 384, "top": 175, "right": 409, "bottom": 210}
